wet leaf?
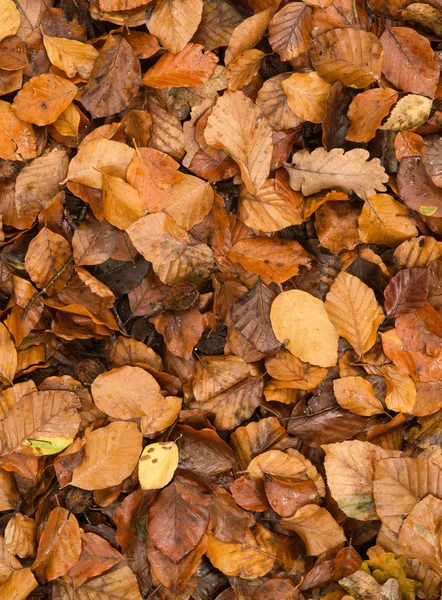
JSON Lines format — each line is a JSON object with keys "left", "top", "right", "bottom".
{"left": 346, "top": 88, "right": 398, "bottom": 143}
{"left": 333, "top": 376, "right": 384, "bottom": 416}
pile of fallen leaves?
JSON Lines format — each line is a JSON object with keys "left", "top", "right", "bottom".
{"left": 1, "top": 0, "right": 442, "bottom": 598}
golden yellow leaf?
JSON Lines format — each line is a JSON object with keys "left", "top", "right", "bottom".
{"left": 43, "top": 35, "right": 98, "bottom": 79}
{"left": 333, "top": 376, "right": 384, "bottom": 416}
{"left": 265, "top": 350, "right": 327, "bottom": 390}
{"left": 270, "top": 290, "right": 339, "bottom": 368}
{"left": 206, "top": 531, "right": 274, "bottom": 579}
{"left": 148, "top": 0, "right": 203, "bottom": 54}
{"left": 394, "top": 236, "right": 442, "bottom": 269}
{"left": 0, "top": 0, "right": 20, "bottom": 43}
{"left": 358, "top": 194, "right": 418, "bottom": 247}
{"left": 102, "top": 173, "right": 143, "bottom": 230}
{"left": 381, "top": 94, "right": 433, "bottom": 131}
{"left": 282, "top": 71, "right": 331, "bottom": 124}
{"left": 138, "top": 442, "right": 179, "bottom": 490}
{"left": 0, "top": 568, "right": 37, "bottom": 600}
{"left": 225, "top": 9, "right": 272, "bottom": 65}
{"left": 281, "top": 504, "right": 346, "bottom": 555}
{"left": 382, "top": 364, "right": 416, "bottom": 414}
{"left": 325, "top": 271, "right": 384, "bottom": 356}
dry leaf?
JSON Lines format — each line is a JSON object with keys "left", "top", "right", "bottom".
{"left": 256, "top": 74, "right": 302, "bottom": 131}
{"left": 311, "top": 27, "right": 383, "bottom": 88}
{"left": 285, "top": 148, "right": 388, "bottom": 200}
{"left": 206, "top": 531, "right": 274, "bottom": 579}
{"left": 333, "top": 376, "right": 384, "bottom": 416}
{"left": 193, "top": 0, "right": 242, "bottom": 51}
{"left": 101, "top": 173, "right": 143, "bottom": 230}
{"left": 4, "top": 513, "right": 36, "bottom": 559}
{"left": 0, "top": 323, "right": 17, "bottom": 385}
{"left": 269, "top": 3, "right": 312, "bottom": 61}
{"left": 138, "top": 442, "right": 179, "bottom": 490}
{"left": 226, "top": 49, "right": 264, "bottom": 91}
{"left": 282, "top": 71, "right": 332, "bottom": 124}
{"left": 205, "top": 90, "right": 273, "bottom": 195}
{"left": 0, "top": 1, "right": 20, "bottom": 43}
{"left": 315, "top": 201, "right": 361, "bottom": 254}
{"left": 224, "top": 9, "right": 272, "bottom": 66}
{"left": 270, "top": 289, "right": 339, "bottom": 368}
{"left": 382, "top": 364, "right": 416, "bottom": 414}
{"left": 70, "top": 421, "right": 142, "bottom": 490}
{"left": 325, "top": 271, "right": 384, "bottom": 356}
{"left": 11, "top": 74, "right": 77, "bottom": 126}
{"left": 381, "top": 94, "right": 432, "bottom": 131}
{"left": 0, "top": 100, "right": 36, "bottom": 160}
{"left": 43, "top": 35, "right": 98, "bottom": 79}
{"left": 66, "top": 531, "right": 123, "bottom": 585}
{"left": 0, "top": 569, "right": 37, "bottom": 600}
{"left": 54, "top": 564, "right": 142, "bottom": 600}
{"left": 25, "top": 227, "right": 72, "bottom": 295}
{"left": 397, "top": 156, "right": 442, "bottom": 218}
{"left": 358, "top": 194, "right": 418, "bottom": 247}
{"left": 346, "top": 88, "right": 398, "bottom": 143}
{"left": 127, "top": 213, "right": 190, "bottom": 265}
{"left": 148, "top": 0, "right": 203, "bottom": 54}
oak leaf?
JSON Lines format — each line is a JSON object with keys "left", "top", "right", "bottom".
{"left": 205, "top": 90, "right": 273, "bottom": 195}
{"left": 270, "top": 289, "right": 339, "bottom": 368}
{"left": 11, "top": 74, "right": 77, "bottom": 126}
{"left": 285, "top": 148, "right": 388, "bottom": 200}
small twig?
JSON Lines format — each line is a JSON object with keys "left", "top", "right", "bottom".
{"left": 23, "top": 257, "right": 74, "bottom": 319}
{"left": 112, "top": 305, "right": 128, "bottom": 335}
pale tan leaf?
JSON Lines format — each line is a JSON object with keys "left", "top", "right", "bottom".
{"left": 53, "top": 564, "right": 142, "bottom": 600}
{"left": 256, "top": 74, "right": 303, "bottom": 131}
{"left": 4, "top": 513, "right": 36, "bottom": 559}
{"left": 43, "top": 35, "right": 98, "bottom": 79}
{"left": 281, "top": 504, "right": 346, "bottom": 555}
{"left": 91, "top": 365, "right": 164, "bottom": 419}
{"left": 358, "top": 194, "right": 418, "bottom": 247}
{"left": 153, "top": 243, "right": 215, "bottom": 285}
{"left": 237, "top": 179, "right": 303, "bottom": 232}
{"left": 226, "top": 49, "right": 264, "bottom": 91}
{"left": 138, "top": 442, "right": 178, "bottom": 490}
{"left": 285, "top": 147, "right": 388, "bottom": 200}
{"left": 270, "top": 290, "right": 339, "bottom": 368}
{"left": 0, "top": 0, "right": 20, "bottom": 43}
{"left": 265, "top": 350, "right": 327, "bottom": 390}
{"left": 164, "top": 175, "right": 214, "bottom": 231}
{"left": 102, "top": 174, "right": 143, "bottom": 231}
{"left": 382, "top": 364, "right": 416, "bottom": 413}
{"left": 325, "top": 271, "right": 384, "bottom": 356}
{"left": 323, "top": 441, "right": 401, "bottom": 521}
{"left": 70, "top": 421, "right": 142, "bottom": 490}
{"left": 147, "top": 0, "right": 203, "bottom": 54}
{"left": 333, "top": 376, "right": 384, "bottom": 416}
{"left": 282, "top": 71, "right": 331, "bottom": 124}
{"left": 225, "top": 9, "right": 272, "bottom": 66}
{"left": 398, "top": 495, "right": 442, "bottom": 576}
{"left": 192, "top": 355, "right": 253, "bottom": 403}
{"left": 373, "top": 456, "right": 442, "bottom": 533}
{"left": 66, "top": 139, "right": 135, "bottom": 189}
{"left": 0, "top": 536, "right": 20, "bottom": 585}
{"left": 247, "top": 449, "right": 310, "bottom": 480}
{"left": 205, "top": 90, "right": 273, "bottom": 195}
{"left": 311, "top": 27, "right": 384, "bottom": 88}
{"left": 380, "top": 94, "right": 433, "bottom": 131}
{"left": 269, "top": 3, "right": 313, "bottom": 61}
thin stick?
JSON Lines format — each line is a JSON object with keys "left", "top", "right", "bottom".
{"left": 23, "top": 257, "right": 74, "bottom": 319}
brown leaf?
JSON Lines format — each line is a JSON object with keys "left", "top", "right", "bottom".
{"left": 148, "top": 476, "right": 211, "bottom": 562}
{"left": 127, "top": 271, "right": 168, "bottom": 317}
{"left": 396, "top": 302, "right": 442, "bottom": 356}
{"left": 358, "top": 194, "right": 418, "bottom": 246}
{"left": 256, "top": 74, "right": 303, "bottom": 131}
{"left": 24, "top": 227, "right": 73, "bottom": 295}
{"left": 193, "top": 0, "right": 242, "bottom": 51}
{"left": 0, "top": 100, "right": 36, "bottom": 160}
{"left": 205, "top": 90, "right": 273, "bottom": 195}
{"left": 230, "top": 474, "right": 269, "bottom": 512}
{"left": 0, "top": 568, "right": 37, "bottom": 600}
{"left": 145, "top": 90, "right": 185, "bottom": 161}
{"left": 72, "top": 216, "right": 117, "bottom": 266}
{"left": 282, "top": 71, "right": 332, "bottom": 124}
{"left": 311, "top": 28, "right": 383, "bottom": 88}
{"left": 91, "top": 365, "right": 164, "bottom": 419}
{"left": 394, "top": 131, "right": 424, "bottom": 162}
{"left": 32, "top": 507, "right": 81, "bottom": 583}
{"left": 325, "top": 271, "right": 384, "bottom": 356}
{"left": 269, "top": 3, "right": 312, "bottom": 61}
{"left": 286, "top": 148, "right": 388, "bottom": 200}
{"left": 380, "top": 27, "right": 439, "bottom": 97}
{"left": 0, "top": 536, "right": 20, "bottom": 585}
{"left": 150, "top": 307, "right": 204, "bottom": 359}
{"left": 11, "top": 74, "right": 77, "bottom": 126}
{"left": 264, "top": 476, "right": 320, "bottom": 518}
{"left": 70, "top": 421, "right": 142, "bottom": 490}
{"left": 265, "top": 350, "right": 327, "bottom": 390}
{"left": 333, "top": 376, "right": 384, "bottom": 416}
{"left": 421, "top": 136, "right": 442, "bottom": 190}
{"left": 143, "top": 43, "right": 218, "bottom": 88}
{"left": 270, "top": 289, "right": 339, "bottom": 368}
{"left": 99, "top": 0, "right": 153, "bottom": 9}
{"left": 0, "top": 323, "right": 16, "bottom": 385}
{"left": 148, "top": 0, "right": 203, "bottom": 54}
{"left": 81, "top": 34, "right": 141, "bottom": 119}
{"left": 315, "top": 201, "right": 361, "bottom": 254}
{"left": 281, "top": 504, "right": 346, "bottom": 556}
{"left": 127, "top": 213, "right": 190, "bottom": 265}
{"left": 346, "top": 88, "right": 398, "bottom": 143}
{"left": 226, "top": 49, "right": 264, "bottom": 91}
{"left": 398, "top": 156, "right": 442, "bottom": 218}
{"left": 54, "top": 564, "right": 142, "bottom": 599}
{"left": 228, "top": 237, "right": 311, "bottom": 283}
{"left": 0, "top": 470, "right": 18, "bottom": 512}
{"left": 4, "top": 513, "right": 36, "bottom": 559}
{"left": 224, "top": 9, "right": 272, "bottom": 66}
{"left": 67, "top": 532, "right": 123, "bottom": 585}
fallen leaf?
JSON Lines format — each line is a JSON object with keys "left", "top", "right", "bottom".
{"left": 138, "top": 442, "right": 179, "bottom": 490}
{"left": 340, "top": 570, "right": 401, "bottom": 600}
{"left": 224, "top": 9, "right": 272, "bottom": 66}
{"left": 398, "top": 156, "right": 442, "bottom": 218}
{"left": 311, "top": 27, "right": 383, "bottom": 88}
{"left": 381, "top": 94, "right": 432, "bottom": 131}
{"left": 325, "top": 271, "right": 384, "bottom": 356}
{"left": 4, "top": 513, "right": 36, "bottom": 559}
{"left": 282, "top": 71, "right": 332, "bottom": 124}
{"left": 11, "top": 74, "right": 77, "bottom": 126}
{"left": 0, "top": 0, "right": 20, "bottom": 43}
{"left": 54, "top": 564, "right": 142, "bottom": 600}
{"left": 43, "top": 34, "right": 98, "bottom": 79}
{"left": 0, "top": 100, "right": 36, "bottom": 160}
{"left": 32, "top": 507, "right": 81, "bottom": 583}
{"left": 256, "top": 74, "right": 303, "bottom": 131}
{"left": 101, "top": 173, "right": 143, "bottom": 230}
{"left": 150, "top": 307, "right": 204, "bottom": 359}
{"left": 205, "top": 90, "right": 273, "bottom": 195}
{"left": 148, "top": 0, "right": 203, "bottom": 54}
{"left": 382, "top": 364, "right": 416, "bottom": 414}
{"left": 70, "top": 421, "right": 142, "bottom": 490}
{"left": 281, "top": 504, "right": 346, "bottom": 556}
{"left": 285, "top": 148, "right": 388, "bottom": 200}
{"left": 127, "top": 213, "right": 190, "bottom": 265}
{"left": 72, "top": 215, "right": 117, "bottom": 266}
{"left": 380, "top": 27, "right": 439, "bottom": 97}
{"left": 315, "top": 201, "right": 361, "bottom": 254}
{"left": 358, "top": 194, "right": 418, "bottom": 246}
{"left": 269, "top": 3, "right": 313, "bottom": 61}
{"left": 0, "top": 569, "right": 37, "bottom": 600}
{"left": 193, "top": 0, "right": 243, "bottom": 51}
{"left": 24, "top": 227, "right": 72, "bottom": 295}
{"left": 346, "top": 88, "right": 398, "bottom": 143}
{"left": 270, "top": 289, "right": 339, "bottom": 368}
{"left": 66, "top": 531, "right": 123, "bottom": 585}
{"left": 333, "top": 376, "right": 384, "bottom": 416}
{"left": 385, "top": 268, "right": 430, "bottom": 317}
{"left": 142, "top": 43, "right": 218, "bottom": 88}
{"left": 226, "top": 49, "right": 264, "bottom": 91}
{"left": 0, "top": 323, "right": 17, "bottom": 385}
{"left": 81, "top": 34, "right": 141, "bottom": 118}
